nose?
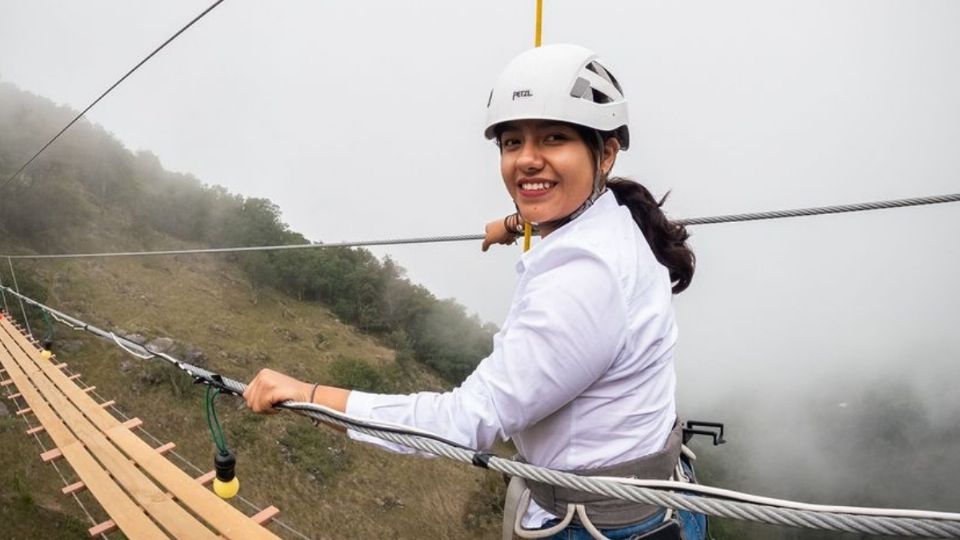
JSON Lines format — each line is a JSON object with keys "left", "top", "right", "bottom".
{"left": 515, "top": 140, "right": 544, "bottom": 173}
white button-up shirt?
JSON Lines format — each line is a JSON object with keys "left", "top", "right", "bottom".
{"left": 347, "top": 190, "right": 679, "bottom": 527}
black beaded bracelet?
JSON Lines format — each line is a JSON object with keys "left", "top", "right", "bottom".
{"left": 503, "top": 214, "right": 521, "bottom": 236}
{"left": 505, "top": 213, "right": 526, "bottom": 235}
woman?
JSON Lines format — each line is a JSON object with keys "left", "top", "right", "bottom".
{"left": 244, "top": 44, "right": 704, "bottom": 540}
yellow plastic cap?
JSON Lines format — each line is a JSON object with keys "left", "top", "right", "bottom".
{"left": 213, "top": 476, "right": 239, "bottom": 499}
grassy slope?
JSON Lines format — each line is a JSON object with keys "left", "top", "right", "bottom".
{"left": 0, "top": 417, "right": 96, "bottom": 539}
{"left": 1, "top": 248, "right": 502, "bottom": 538}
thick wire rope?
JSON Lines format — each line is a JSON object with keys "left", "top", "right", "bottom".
{"left": 16, "top": 308, "right": 960, "bottom": 537}
{"left": 3, "top": 326, "right": 313, "bottom": 540}
{"left": 0, "top": 345, "right": 109, "bottom": 539}
{"left": 3, "top": 233, "right": 484, "bottom": 260}
{"left": 3, "top": 285, "right": 960, "bottom": 537}
{"left": 44, "top": 342, "right": 313, "bottom": 540}
{"left": 678, "top": 192, "right": 960, "bottom": 226}
{"left": 2, "top": 192, "right": 958, "bottom": 260}
{"left": 88, "top": 388, "right": 311, "bottom": 540}
{"left": 6, "top": 258, "right": 32, "bottom": 338}
{"left": 0, "top": 0, "right": 227, "bottom": 192}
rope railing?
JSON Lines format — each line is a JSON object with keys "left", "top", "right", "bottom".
{"left": 2, "top": 285, "right": 959, "bottom": 538}
{"left": 3, "top": 192, "right": 958, "bottom": 260}
{"left": 63, "top": 370, "right": 313, "bottom": 540}
{"left": 0, "top": 309, "right": 313, "bottom": 540}
{"left": 0, "top": 349, "right": 109, "bottom": 539}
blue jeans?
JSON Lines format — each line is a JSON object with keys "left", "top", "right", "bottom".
{"left": 541, "top": 509, "right": 706, "bottom": 540}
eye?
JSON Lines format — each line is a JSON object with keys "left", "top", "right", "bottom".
{"left": 544, "top": 131, "right": 570, "bottom": 144}
{"left": 500, "top": 136, "right": 521, "bottom": 149}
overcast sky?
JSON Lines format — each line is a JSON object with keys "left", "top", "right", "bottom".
{"left": 2, "top": 1, "right": 958, "bottom": 452}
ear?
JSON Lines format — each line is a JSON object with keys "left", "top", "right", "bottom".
{"left": 600, "top": 137, "right": 620, "bottom": 176}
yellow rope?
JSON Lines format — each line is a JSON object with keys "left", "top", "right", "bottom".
{"left": 523, "top": 0, "right": 543, "bottom": 252}
{"left": 535, "top": 0, "right": 543, "bottom": 47}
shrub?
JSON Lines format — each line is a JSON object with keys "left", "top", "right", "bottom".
{"left": 327, "top": 357, "right": 388, "bottom": 393}
{"left": 278, "top": 423, "right": 351, "bottom": 485}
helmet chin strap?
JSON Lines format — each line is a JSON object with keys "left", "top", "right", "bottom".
{"left": 523, "top": 131, "right": 609, "bottom": 231}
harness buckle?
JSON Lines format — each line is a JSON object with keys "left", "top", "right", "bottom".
{"left": 682, "top": 420, "right": 726, "bottom": 446}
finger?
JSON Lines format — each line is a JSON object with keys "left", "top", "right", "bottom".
{"left": 243, "top": 370, "right": 265, "bottom": 407}
{"left": 242, "top": 377, "right": 257, "bottom": 408}
{"left": 246, "top": 374, "right": 273, "bottom": 414}
{"left": 263, "top": 405, "right": 280, "bottom": 415}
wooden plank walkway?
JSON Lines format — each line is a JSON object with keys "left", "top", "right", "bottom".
{"left": 0, "top": 316, "right": 282, "bottom": 540}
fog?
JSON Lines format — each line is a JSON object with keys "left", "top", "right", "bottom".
{"left": 1, "top": 0, "right": 958, "bottom": 533}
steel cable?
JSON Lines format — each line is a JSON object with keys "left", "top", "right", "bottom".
{"left": 64, "top": 370, "right": 313, "bottom": 540}
{"left": 0, "top": 0, "right": 227, "bottom": 192}
{"left": 3, "top": 285, "right": 960, "bottom": 537}
{"left": 3, "top": 193, "right": 958, "bottom": 260}
{"left": 3, "top": 302, "right": 312, "bottom": 539}
{"left": 676, "top": 193, "right": 960, "bottom": 226}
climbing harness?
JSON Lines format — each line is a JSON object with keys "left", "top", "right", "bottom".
{"left": 502, "top": 421, "right": 703, "bottom": 540}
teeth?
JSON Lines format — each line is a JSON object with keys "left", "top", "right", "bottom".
{"left": 521, "top": 182, "right": 551, "bottom": 191}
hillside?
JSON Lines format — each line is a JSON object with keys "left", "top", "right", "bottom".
{"left": 0, "top": 81, "right": 503, "bottom": 538}
{"left": 2, "top": 255, "right": 503, "bottom": 539}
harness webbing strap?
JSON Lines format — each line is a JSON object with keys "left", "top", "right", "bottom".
{"left": 524, "top": 420, "right": 683, "bottom": 529}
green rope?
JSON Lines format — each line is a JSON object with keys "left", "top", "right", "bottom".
{"left": 205, "top": 385, "right": 228, "bottom": 455}
{"left": 40, "top": 308, "right": 55, "bottom": 343}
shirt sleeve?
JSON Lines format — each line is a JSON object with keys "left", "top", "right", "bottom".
{"left": 345, "top": 247, "right": 627, "bottom": 452}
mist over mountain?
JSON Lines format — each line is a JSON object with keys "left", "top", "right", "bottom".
{"left": 0, "top": 81, "right": 496, "bottom": 385}
{"left": 2, "top": 80, "right": 957, "bottom": 539}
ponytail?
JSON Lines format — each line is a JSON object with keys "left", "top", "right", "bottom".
{"left": 606, "top": 178, "right": 695, "bottom": 294}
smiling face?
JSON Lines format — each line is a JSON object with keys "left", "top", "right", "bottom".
{"left": 498, "top": 120, "right": 618, "bottom": 235}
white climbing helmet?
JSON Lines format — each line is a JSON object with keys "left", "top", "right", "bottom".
{"left": 484, "top": 43, "right": 630, "bottom": 150}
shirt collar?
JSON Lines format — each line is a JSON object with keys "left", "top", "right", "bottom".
{"left": 515, "top": 190, "right": 618, "bottom": 274}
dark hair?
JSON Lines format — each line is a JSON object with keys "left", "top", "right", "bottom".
{"left": 492, "top": 121, "right": 695, "bottom": 293}
{"left": 606, "top": 178, "right": 695, "bottom": 294}
{"left": 568, "top": 124, "right": 695, "bottom": 294}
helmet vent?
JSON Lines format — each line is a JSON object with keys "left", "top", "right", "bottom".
{"left": 485, "top": 44, "right": 629, "bottom": 150}
{"left": 585, "top": 61, "right": 624, "bottom": 94}
{"left": 590, "top": 88, "right": 614, "bottom": 104}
